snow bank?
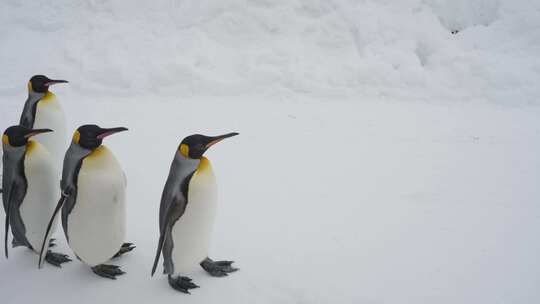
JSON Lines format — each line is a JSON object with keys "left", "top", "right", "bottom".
{"left": 0, "top": 0, "right": 538, "bottom": 104}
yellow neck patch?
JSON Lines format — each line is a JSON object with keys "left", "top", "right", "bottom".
{"left": 179, "top": 144, "right": 190, "bottom": 158}
{"left": 82, "top": 146, "right": 116, "bottom": 171}
{"left": 197, "top": 156, "right": 212, "bottom": 174}
{"left": 86, "top": 145, "right": 108, "bottom": 160}
{"left": 2, "top": 135, "right": 8, "bottom": 145}
{"left": 73, "top": 130, "right": 80, "bottom": 144}
{"left": 40, "top": 91, "right": 56, "bottom": 104}
{"left": 26, "top": 140, "right": 37, "bottom": 155}
{"left": 27, "top": 81, "right": 32, "bottom": 92}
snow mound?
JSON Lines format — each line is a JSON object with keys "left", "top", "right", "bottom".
{"left": 425, "top": 0, "right": 501, "bottom": 33}
{"left": 0, "top": 0, "right": 539, "bottom": 104}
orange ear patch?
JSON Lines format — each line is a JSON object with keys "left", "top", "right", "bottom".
{"left": 180, "top": 144, "right": 190, "bottom": 158}
{"left": 73, "top": 130, "right": 81, "bottom": 144}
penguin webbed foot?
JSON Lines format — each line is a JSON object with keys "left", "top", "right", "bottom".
{"left": 168, "top": 275, "right": 199, "bottom": 294}
{"left": 113, "top": 242, "right": 135, "bottom": 258}
{"left": 11, "top": 238, "right": 26, "bottom": 248}
{"left": 91, "top": 264, "right": 125, "bottom": 280}
{"left": 45, "top": 250, "right": 72, "bottom": 267}
{"left": 200, "top": 257, "right": 239, "bottom": 277}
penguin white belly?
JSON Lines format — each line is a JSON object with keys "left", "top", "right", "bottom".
{"left": 68, "top": 146, "right": 126, "bottom": 267}
{"left": 172, "top": 157, "right": 218, "bottom": 274}
{"left": 33, "top": 93, "right": 67, "bottom": 165}
{"left": 20, "top": 141, "right": 60, "bottom": 252}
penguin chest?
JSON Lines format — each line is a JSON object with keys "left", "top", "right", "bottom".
{"left": 33, "top": 94, "right": 67, "bottom": 164}
{"left": 172, "top": 158, "right": 218, "bottom": 274}
{"left": 68, "top": 146, "right": 126, "bottom": 266}
{"left": 20, "top": 141, "right": 60, "bottom": 251}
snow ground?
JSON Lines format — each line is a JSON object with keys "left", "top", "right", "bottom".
{"left": 1, "top": 0, "right": 540, "bottom": 303}
{"left": 1, "top": 96, "right": 539, "bottom": 303}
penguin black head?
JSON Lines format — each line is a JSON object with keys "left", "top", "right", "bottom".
{"left": 28, "top": 75, "right": 68, "bottom": 93}
{"left": 2, "top": 125, "right": 53, "bottom": 147}
{"left": 179, "top": 132, "right": 239, "bottom": 159}
{"left": 73, "top": 124, "right": 128, "bottom": 150}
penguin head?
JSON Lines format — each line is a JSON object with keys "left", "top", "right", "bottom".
{"left": 72, "top": 124, "right": 128, "bottom": 150}
{"left": 179, "top": 132, "right": 239, "bottom": 159}
{"left": 28, "top": 75, "right": 68, "bottom": 93}
{"left": 2, "top": 125, "right": 53, "bottom": 147}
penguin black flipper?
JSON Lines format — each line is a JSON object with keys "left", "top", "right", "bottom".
{"left": 153, "top": 169, "right": 195, "bottom": 276}
{"left": 4, "top": 185, "right": 14, "bottom": 258}
{"left": 58, "top": 142, "right": 89, "bottom": 242}
{"left": 38, "top": 194, "right": 68, "bottom": 268}
{"left": 61, "top": 193, "right": 78, "bottom": 242}
{"left": 151, "top": 194, "right": 188, "bottom": 276}
{"left": 151, "top": 211, "right": 171, "bottom": 276}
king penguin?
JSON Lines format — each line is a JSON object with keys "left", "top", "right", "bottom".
{"left": 2, "top": 125, "right": 71, "bottom": 266}
{"left": 151, "top": 132, "right": 239, "bottom": 293}
{"left": 38, "top": 124, "right": 135, "bottom": 279}
{"left": 20, "top": 75, "right": 68, "bottom": 165}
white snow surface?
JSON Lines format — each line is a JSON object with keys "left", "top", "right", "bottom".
{"left": 1, "top": 0, "right": 540, "bottom": 303}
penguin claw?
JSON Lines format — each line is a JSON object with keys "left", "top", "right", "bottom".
{"left": 168, "top": 275, "right": 199, "bottom": 294}
{"left": 45, "top": 250, "right": 72, "bottom": 267}
{"left": 113, "top": 242, "right": 136, "bottom": 258}
{"left": 215, "top": 260, "right": 234, "bottom": 267}
{"left": 200, "top": 257, "right": 239, "bottom": 277}
{"left": 92, "top": 264, "right": 126, "bottom": 280}
{"left": 48, "top": 238, "right": 57, "bottom": 248}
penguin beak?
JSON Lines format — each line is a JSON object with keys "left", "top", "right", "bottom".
{"left": 96, "top": 127, "right": 128, "bottom": 139}
{"left": 44, "top": 79, "right": 68, "bottom": 86}
{"left": 24, "top": 128, "right": 53, "bottom": 138}
{"left": 205, "top": 132, "right": 239, "bottom": 149}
